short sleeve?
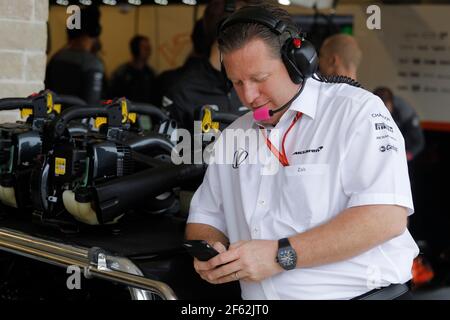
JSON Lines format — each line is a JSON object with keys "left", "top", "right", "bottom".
{"left": 187, "top": 163, "right": 228, "bottom": 236}
{"left": 340, "top": 97, "right": 414, "bottom": 215}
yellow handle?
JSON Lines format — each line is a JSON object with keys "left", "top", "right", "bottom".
{"left": 128, "top": 112, "right": 137, "bottom": 123}
{"left": 46, "top": 92, "right": 53, "bottom": 114}
{"left": 53, "top": 104, "right": 61, "bottom": 114}
{"left": 121, "top": 99, "right": 129, "bottom": 123}
{"left": 201, "top": 108, "right": 219, "bottom": 133}
{"left": 95, "top": 117, "right": 108, "bottom": 128}
{"left": 20, "top": 108, "right": 33, "bottom": 119}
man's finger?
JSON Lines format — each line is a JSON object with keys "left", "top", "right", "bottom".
{"left": 208, "top": 248, "right": 240, "bottom": 268}
{"left": 212, "top": 241, "right": 227, "bottom": 253}
{"left": 209, "top": 260, "right": 241, "bottom": 280}
{"left": 194, "top": 258, "right": 215, "bottom": 272}
{"left": 216, "top": 270, "right": 247, "bottom": 284}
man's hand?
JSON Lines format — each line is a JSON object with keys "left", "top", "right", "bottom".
{"left": 193, "top": 240, "right": 284, "bottom": 284}
{"left": 193, "top": 241, "right": 227, "bottom": 283}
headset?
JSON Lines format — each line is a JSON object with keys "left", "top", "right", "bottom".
{"left": 217, "top": 6, "right": 361, "bottom": 121}
{"left": 218, "top": 5, "right": 318, "bottom": 85}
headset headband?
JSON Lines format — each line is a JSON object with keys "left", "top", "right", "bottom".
{"left": 218, "top": 6, "right": 297, "bottom": 38}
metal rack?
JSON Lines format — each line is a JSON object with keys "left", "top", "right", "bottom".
{"left": 0, "top": 228, "right": 178, "bottom": 300}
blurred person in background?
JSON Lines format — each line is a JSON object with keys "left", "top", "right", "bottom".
{"left": 45, "top": 6, "right": 104, "bottom": 105}
{"left": 108, "top": 35, "right": 157, "bottom": 104}
{"left": 161, "top": 0, "right": 263, "bottom": 132}
{"left": 318, "top": 33, "right": 362, "bottom": 81}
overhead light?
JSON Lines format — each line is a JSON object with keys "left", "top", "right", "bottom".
{"left": 56, "top": 0, "right": 69, "bottom": 5}
{"left": 278, "top": 0, "right": 291, "bottom": 5}
{"left": 289, "top": 0, "right": 334, "bottom": 9}
{"left": 182, "top": 0, "right": 197, "bottom": 5}
{"left": 103, "top": 0, "right": 117, "bottom": 5}
{"left": 155, "top": 0, "right": 168, "bottom": 5}
{"left": 79, "top": 0, "right": 92, "bottom": 5}
{"left": 128, "top": 0, "right": 142, "bottom": 4}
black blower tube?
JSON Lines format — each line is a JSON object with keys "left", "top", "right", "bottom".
{"left": 0, "top": 95, "right": 86, "bottom": 111}
{"left": 93, "top": 164, "right": 205, "bottom": 223}
{"left": 0, "top": 98, "right": 34, "bottom": 110}
{"left": 53, "top": 102, "right": 167, "bottom": 138}
{"left": 128, "top": 102, "right": 169, "bottom": 123}
{"left": 53, "top": 106, "right": 109, "bottom": 138}
{"left": 54, "top": 95, "right": 87, "bottom": 107}
{"left": 126, "top": 134, "right": 174, "bottom": 154}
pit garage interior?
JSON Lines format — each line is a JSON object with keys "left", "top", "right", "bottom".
{"left": 1, "top": 0, "right": 450, "bottom": 301}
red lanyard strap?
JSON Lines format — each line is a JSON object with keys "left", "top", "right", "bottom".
{"left": 260, "top": 112, "right": 303, "bottom": 167}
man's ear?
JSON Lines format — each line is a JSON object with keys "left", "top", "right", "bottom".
{"left": 331, "top": 54, "right": 339, "bottom": 68}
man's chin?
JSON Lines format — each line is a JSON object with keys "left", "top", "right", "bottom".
{"left": 258, "top": 117, "right": 277, "bottom": 126}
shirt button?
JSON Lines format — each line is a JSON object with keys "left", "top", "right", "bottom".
{"left": 258, "top": 200, "right": 266, "bottom": 206}
{"left": 253, "top": 228, "right": 258, "bottom": 235}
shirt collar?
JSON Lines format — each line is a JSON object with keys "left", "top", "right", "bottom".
{"left": 252, "top": 78, "right": 321, "bottom": 129}
{"left": 288, "top": 77, "right": 320, "bottom": 120}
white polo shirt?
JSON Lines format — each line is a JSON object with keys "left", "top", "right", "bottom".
{"left": 187, "top": 78, "right": 419, "bottom": 300}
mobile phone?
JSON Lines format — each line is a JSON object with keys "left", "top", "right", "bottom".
{"left": 183, "top": 240, "right": 219, "bottom": 261}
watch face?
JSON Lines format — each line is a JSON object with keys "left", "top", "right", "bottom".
{"left": 278, "top": 248, "right": 297, "bottom": 270}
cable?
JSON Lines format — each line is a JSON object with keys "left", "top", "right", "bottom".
{"left": 312, "top": 72, "right": 362, "bottom": 88}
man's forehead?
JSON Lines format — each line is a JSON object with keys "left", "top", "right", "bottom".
{"left": 222, "top": 38, "right": 273, "bottom": 58}
{"left": 223, "top": 58, "right": 274, "bottom": 80}
{"left": 222, "top": 39, "right": 274, "bottom": 63}
{"left": 222, "top": 39, "right": 278, "bottom": 75}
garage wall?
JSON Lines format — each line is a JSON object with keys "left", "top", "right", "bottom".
{"left": 45, "top": 4, "right": 358, "bottom": 77}
{"left": 0, "top": 0, "right": 48, "bottom": 123}
{"left": 322, "top": 5, "right": 450, "bottom": 124}
{"left": 48, "top": 4, "right": 203, "bottom": 77}
{"left": 46, "top": 3, "right": 450, "bottom": 123}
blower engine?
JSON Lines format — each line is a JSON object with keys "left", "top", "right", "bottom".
{"left": 30, "top": 98, "right": 200, "bottom": 230}
{"left": 0, "top": 91, "right": 86, "bottom": 213}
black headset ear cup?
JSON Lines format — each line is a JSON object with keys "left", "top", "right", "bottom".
{"left": 281, "top": 38, "right": 318, "bottom": 84}
{"left": 281, "top": 48, "right": 303, "bottom": 85}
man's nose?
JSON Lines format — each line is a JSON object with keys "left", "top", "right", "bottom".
{"left": 242, "top": 83, "right": 260, "bottom": 106}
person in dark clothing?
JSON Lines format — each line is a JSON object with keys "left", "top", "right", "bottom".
{"left": 373, "top": 87, "right": 425, "bottom": 161}
{"left": 153, "top": 18, "right": 208, "bottom": 109}
{"left": 161, "top": 0, "right": 263, "bottom": 131}
{"left": 108, "top": 35, "right": 157, "bottom": 104}
{"left": 163, "top": 56, "right": 245, "bottom": 132}
{"left": 45, "top": 6, "right": 104, "bottom": 105}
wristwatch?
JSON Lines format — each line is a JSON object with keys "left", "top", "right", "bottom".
{"left": 276, "top": 238, "right": 297, "bottom": 270}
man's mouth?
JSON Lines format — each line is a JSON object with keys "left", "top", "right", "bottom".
{"left": 253, "top": 101, "right": 270, "bottom": 110}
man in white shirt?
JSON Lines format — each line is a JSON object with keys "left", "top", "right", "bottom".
{"left": 185, "top": 3, "right": 419, "bottom": 300}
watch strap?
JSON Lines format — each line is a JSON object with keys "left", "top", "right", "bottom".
{"left": 278, "top": 237, "right": 291, "bottom": 249}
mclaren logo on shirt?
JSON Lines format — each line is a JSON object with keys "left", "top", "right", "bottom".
{"left": 293, "top": 146, "right": 324, "bottom": 156}
{"left": 375, "top": 122, "right": 393, "bottom": 133}
{"left": 380, "top": 144, "right": 398, "bottom": 152}
{"left": 232, "top": 148, "right": 248, "bottom": 169}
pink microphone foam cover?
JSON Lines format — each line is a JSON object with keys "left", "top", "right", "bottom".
{"left": 253, "top": 107, "right": 271, "bottom": 121}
